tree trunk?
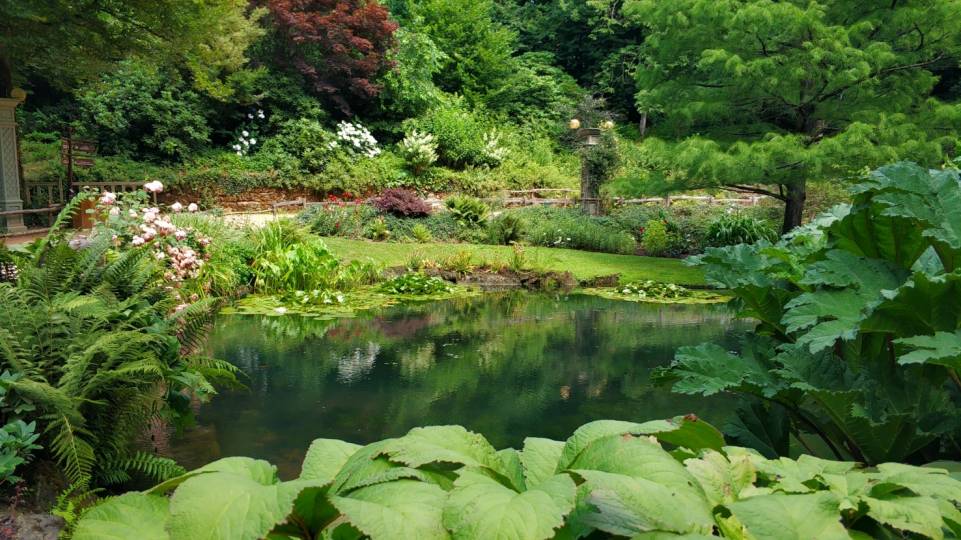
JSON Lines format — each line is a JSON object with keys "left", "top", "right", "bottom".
{"left": 0, "top": 52, "right": 12, "bottom": 98}
{"left": 781, "top": 180, "right": 806, "bottom": 234}
{"left": 638, "top": 112, "right": 647, "bottom": 139}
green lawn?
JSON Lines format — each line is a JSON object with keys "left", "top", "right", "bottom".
{"left": 321, "top": 237, "right": 707, "bottom": 286}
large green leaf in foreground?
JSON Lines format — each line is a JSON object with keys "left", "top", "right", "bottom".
{"left": 73, "top": 492, "right": 169, "bottom": 540}
{"left": 70, "top": 419, "right": 961, "bottom": 539}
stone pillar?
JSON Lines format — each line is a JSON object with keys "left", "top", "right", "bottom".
{"left": 0, "top": 97, "right": 26, "bottom": 233}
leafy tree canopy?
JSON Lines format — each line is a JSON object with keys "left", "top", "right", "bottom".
{"left": 0, "top": 0, "right": 261, "bottom": 98}
{"left": 266, "top": 0, "right": 398, "bottom": 116}
{"left": 621, "top": 0, "right": 961, "bottom": 231}
{"left": 496, "top": 0, "right": 644, "bottom": 118}
{"left": 406, "top": 0, "right": 516, "bottom": 103}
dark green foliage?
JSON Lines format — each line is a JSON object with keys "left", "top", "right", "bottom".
{"left": 72, "top": 418, "right": 961, "bottom": 539}
{"left": 487, "top": 213, "right": 526, "bottom": 245}
{"left": 639, "top": 219, "right": 669, "bottom": 256}
{"left": 444, "top": 195, "right": 490, "bottom": 227}
{"left": 301, "top": 204, "right": 385, "bottom": 238}
{"left": 520, "top": 207, "right": 636, "bottom": 255}
{"left": 389, "top": 213, "right": 462, "bottom": 243}
{"left": 482, "top": 52, "right": 582, "bottom": 125}
{"left": 706, "top": 214, "right": 778, "bottom": 247}
{"left": 256, "top": 118, "right": 336, "bottom": 174}
{"left": 0, "top": 416, "right": 41, "bottom": 485}
{"left": 581, "top": 129, "right": 620, "bottom": 190}
{"left": 407, "top": 0, "right": 515, "bottom": 101}
{"left": 249, "top": 220, "right": 381, "bottom": 303}
{"left": 657, "top": 162, "right": 961, "bottom": 465}
{"left": 77, "top": 60, "right": 211, "bottom": 160}
{"left": 0, "top": 218, "right": 236, "bottom": 490}
{"left": 497, "top": 0, "right": 642, "bottom": 117}
{"left": 623, "top": 0, "right": 961, "bottom": 230}
{"left": 409, "top": 101, "right": 498, "bottom": 168}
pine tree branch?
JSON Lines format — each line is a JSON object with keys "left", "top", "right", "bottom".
{"left": 814, "top": 53, "right": 953, "bottom": 104}
{"left": 725, "top": 184, "right": 788, "bottom": 201}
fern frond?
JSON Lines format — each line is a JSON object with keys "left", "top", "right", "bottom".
{"left": 70, "top": 235, "right": 112, "bottom": 292}
{"left": 48, "top": 415, "right": 96, "bottom": 488}
{"left": 0, "top": 327, "right": 29, "bottom": 374}
{"left": 32, "top": 194, "right": 88, "bottom": 266}
{"left": 9, "top": 378, "right": 81, "bottom": 420}
{"left": 166, "top": 297, "right": 220, "bottom": 354}
{"left": 102, "top": 451, "right": 186, "bottom": 485}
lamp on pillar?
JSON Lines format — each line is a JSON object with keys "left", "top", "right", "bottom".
{"left": 0, "top": 88, "right": 26, "bottom": 233}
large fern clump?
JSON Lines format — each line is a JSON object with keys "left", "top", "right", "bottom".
{"left": 0, "top": 196, "right": 237, "bottom": 491}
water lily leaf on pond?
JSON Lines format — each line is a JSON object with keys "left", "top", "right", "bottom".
{"left": 579, "top": 288, "right": 729, "bottom": 305}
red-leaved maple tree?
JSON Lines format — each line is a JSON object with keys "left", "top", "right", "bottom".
{"left": 268, "top": 0, "right": 397, "bottom": 115}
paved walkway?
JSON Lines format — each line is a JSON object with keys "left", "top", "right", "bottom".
{"left": 1, "top": 229, "right": 49, "bottom": 247}
{"left": 222, "top": 212, "right": 283, "bottom": 228}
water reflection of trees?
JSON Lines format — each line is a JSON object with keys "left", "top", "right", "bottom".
{"left": 183, "top": 294, "right": 745, "bottom": 468}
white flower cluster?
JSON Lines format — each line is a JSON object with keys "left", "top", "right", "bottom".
{"left": 398, "top": 129, "right": 438, "bottom": 170}
{"left": 333, "top": 121, "right": 381, "bottom": 158}
{"left": 232, "top": 109, "right": 265, "bottom": 156}
{"left": 481, "top": 131, "right": 508, "bottom": 166}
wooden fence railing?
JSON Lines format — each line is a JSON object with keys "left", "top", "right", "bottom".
{"left": 485, "top": 189, "right": 765, "bottom": 208}
{"left": 0, "top": 205, "right": 64, "bottom": 236}
{"left": 24, "top": 182, "right": 65, "bottom": 207}
{"left": 71, "top": 182, "right": 142, "bottom": 194}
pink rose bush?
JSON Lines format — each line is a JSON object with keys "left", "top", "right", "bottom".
{"left": 88, "top": 189, "right": 211, "bottom": 288}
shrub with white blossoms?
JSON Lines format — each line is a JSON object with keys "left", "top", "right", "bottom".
{"left": 481, "top": 131, "right": 508, "bottom": 166}
{"left": 332, "top": 121, "right": 380, "bottom": 158}
{"left": 397, "top": 129, "right": 438, "bottom": 174}
{"left": 90, "top": 185, "right": 209, "bottom": 300}
{"left": 232, "top": 109, "right": 266, "bottom": 156}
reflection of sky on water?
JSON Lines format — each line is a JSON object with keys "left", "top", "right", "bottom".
{"left": 335, "top": 343, "right": 380, "bottom": 384}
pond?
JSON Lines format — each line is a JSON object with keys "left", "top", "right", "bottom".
{"left": 167, "top": 293, "right": 746, "bottom": 477}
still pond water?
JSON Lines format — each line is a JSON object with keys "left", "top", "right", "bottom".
{"left": 169, "top": 293, "right": 745, "bottom": 477}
